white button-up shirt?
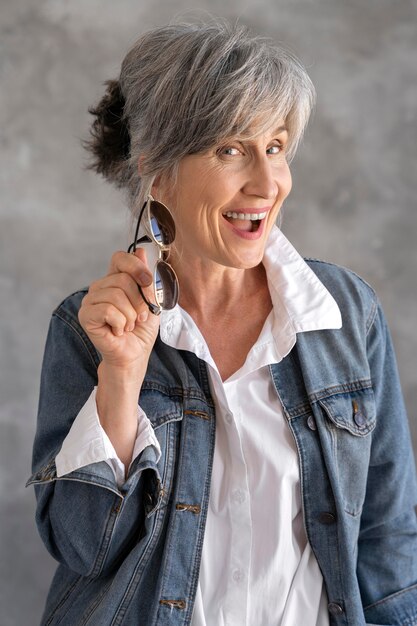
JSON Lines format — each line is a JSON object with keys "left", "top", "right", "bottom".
{"left": 56, "top": 226, "right": 342, "bottom": 626}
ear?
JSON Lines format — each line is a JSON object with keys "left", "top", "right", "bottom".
{"left": 150, "top": 174, "right": 162, "bottom": 198}
{"left": 138, "top": 157, "right": 162, "bottom": 196}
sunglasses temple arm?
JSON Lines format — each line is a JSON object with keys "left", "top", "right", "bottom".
{"left": 127, "top": 235, "right": 152, "bottom": 254}
{"left": 137, "top": 284, "right": 161, "bottom": 316}
{"left": 127, "top": 201, "right": 149, "bottom": 253}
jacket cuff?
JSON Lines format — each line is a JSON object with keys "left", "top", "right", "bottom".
{"left": 55, "top": 387, "right": 161, "bottom": 487}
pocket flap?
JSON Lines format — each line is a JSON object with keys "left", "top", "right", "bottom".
{"left": 139, "top": 387, "right": 183, "bottom": 429}
{"left": 319, "top": 387, "right": 376, "bottom": 436}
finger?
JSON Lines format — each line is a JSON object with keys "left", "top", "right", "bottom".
{"left": 96, "top": 256, "right": 156, "bottom": 319}
{"left": 108, "top": 250, "right": 153, "bottom": 287}
{"left": 104, "top": 249, "right": 158, "bottom": 319}
{"left": 85, "top": 287, "right": 140, "bottom": 331}
{"left": 88, "top": 273, "right": 145, "bottom": 311}
{"left": 79, "top": 302, "right": 129, "bottom": 337}
{"left": 130, "top": 248, "right": 158, "bottom": 308}
{"left": 119, "top": 247, "right": 159, "bottom": 316}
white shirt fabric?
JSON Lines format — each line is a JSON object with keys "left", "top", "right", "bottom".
{"left": 56, "top": 226, "right": 342, "bottom": 626}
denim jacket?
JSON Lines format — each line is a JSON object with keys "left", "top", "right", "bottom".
{"left": 28, "top": 259, "right": 417, "bottom": 626}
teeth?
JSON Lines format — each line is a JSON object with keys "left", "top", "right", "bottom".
{"left": 223, "top": 211, "right": 267, "bottom": 220}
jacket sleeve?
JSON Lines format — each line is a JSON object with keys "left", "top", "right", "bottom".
{"left": 54, "top": 387, "right": 161, "bottom": 488}
{"left": 358, "top": 300, "right": 417, "bottom": 622}
{"left": 27, "top": 306, "right": 161, "bottom": 578}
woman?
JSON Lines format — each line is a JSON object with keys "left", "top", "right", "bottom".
{"left": 28, "top": 19, "right": 417, "bottom": 626}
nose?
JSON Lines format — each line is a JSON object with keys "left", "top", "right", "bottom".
{"left": 242, "top": 155, "right": 279, "bottom": 200}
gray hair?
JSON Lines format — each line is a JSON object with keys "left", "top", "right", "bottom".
{"left": 86, "top": 17, "right": 316, "bottom": 214}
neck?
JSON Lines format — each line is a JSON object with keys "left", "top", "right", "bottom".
{"left": 171, "top": 253, "right": 270, "bottom": 321}
{"left": 170, "top": 253, "right": 273, "bottom": 381}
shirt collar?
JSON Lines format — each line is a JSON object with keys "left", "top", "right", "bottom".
{"left": 263, "top": 225, "right": 342, "bottom": 334}
{"left": 159, "top": 225, "right": 342, "bottom": 367}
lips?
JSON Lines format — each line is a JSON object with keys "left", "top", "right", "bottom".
{"left": 222, "top": 208, "right": 270, "bottom": 234}
{"left": 221, "top": 207, "right": 271, "bottom": 239}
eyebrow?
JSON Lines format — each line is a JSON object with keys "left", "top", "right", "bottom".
{"left": 218, "top": 125, "right": 289, "bottom": 147}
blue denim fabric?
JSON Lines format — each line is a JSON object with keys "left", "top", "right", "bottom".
{"left": 27, "top": 260, "right": 417, "bottom": 626}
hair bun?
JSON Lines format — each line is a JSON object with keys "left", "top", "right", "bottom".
{"left": 85, "top": 79, "right": 130, "bottom": 186}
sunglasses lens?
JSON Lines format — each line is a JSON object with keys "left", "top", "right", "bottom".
{"left": 150, "top": 201, "right": 175, "bottom": 245}
{"left": 154, "top": 261, "right": 179, "bottom": 310}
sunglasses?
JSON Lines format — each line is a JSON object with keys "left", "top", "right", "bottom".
{"left": 127, "top": 196, "right": 179, "bottom": 315}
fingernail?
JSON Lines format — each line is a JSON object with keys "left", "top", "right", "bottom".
{"left": 139, "top": 272, "right": 152, "bottom": 286}
{"left": 139, "top": 310, "right": 148, "bottom": 322}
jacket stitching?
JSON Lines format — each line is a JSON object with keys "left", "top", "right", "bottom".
{"left": 89, "top": 495, "right": 125, "bottom": 578}
{"left": 365, "top": 295, "right": 379, "bottom": 337}
{"left": 44, "top": 575, "right": 84, "bottom": 625}
{"left": 53, "top": 311, "right": 101, "bottom": 370}
{"left": 80, "top": 579, "right": 114, "bottom": 626}
{"left": 110, "top": 421, "right": 176, "bottom": 625}
{"left": 363, "top": 582, "right": 417, "bottom": 610}
{"left": 141, "top": 382, "right": 214, "bottom": 406}
{"left": 304, "top": 258, "right": 377, "bottom": 295}
{"left": 306, "top": 379, "right": 373, "bottom": 405}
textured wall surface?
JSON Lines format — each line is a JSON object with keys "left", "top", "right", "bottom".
{"left": 1, "top": 0, "right": 416, "bottom": 624}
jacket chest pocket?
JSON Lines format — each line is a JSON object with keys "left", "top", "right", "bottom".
{"left": 318, "top": 387, "right": 376, "bottom": 517}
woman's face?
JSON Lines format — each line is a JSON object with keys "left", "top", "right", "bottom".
{"left": 154, "top": 122, "right": 292, "bottom": 272}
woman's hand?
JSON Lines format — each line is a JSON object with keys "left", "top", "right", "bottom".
{"left": 78, "top": 248, "right": 160, "bottom": 373}
{"left": 78, "top": 248, "right": 161, "bottom": 469}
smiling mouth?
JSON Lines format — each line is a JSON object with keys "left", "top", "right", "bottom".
{"left": 222, "top": 210, "right": 268, "bottom": 232}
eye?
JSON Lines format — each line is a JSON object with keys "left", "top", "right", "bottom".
{"left": 217, "top": 144, "right": 242, "bottom": 157}
{"left": 266, "top": 142, "right": 283, "bottom": 155}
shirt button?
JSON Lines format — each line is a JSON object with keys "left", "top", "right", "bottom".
{"left": 231, "top": 489, "right": 246, "bottom": 504}
{"left": 328, "top": 602, "right": 344, "bottom": 616}
{"left": 232, "top": 568, "right": 244, "bottom": 583}
{"left": 307, "top": 415, "right": 317, "bottom": 430}
{"left": 225, "top": 412, "right": 233, "bottom": 424}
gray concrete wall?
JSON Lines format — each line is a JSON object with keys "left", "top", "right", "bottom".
{"left": 1, "top": 1, "right": 416, "bottom": 624}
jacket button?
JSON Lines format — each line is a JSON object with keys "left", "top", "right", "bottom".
{"left": 318, "top": 512, "right": 336, "bottom": 524}
{"left": 353, "top": 411, "right": 367, "bottom": 427}
{"left": 328, "top": 602, "right": 344, "bottom": 616}
{"left": 307, "top": 415, "right": 317, "bottom": 430}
